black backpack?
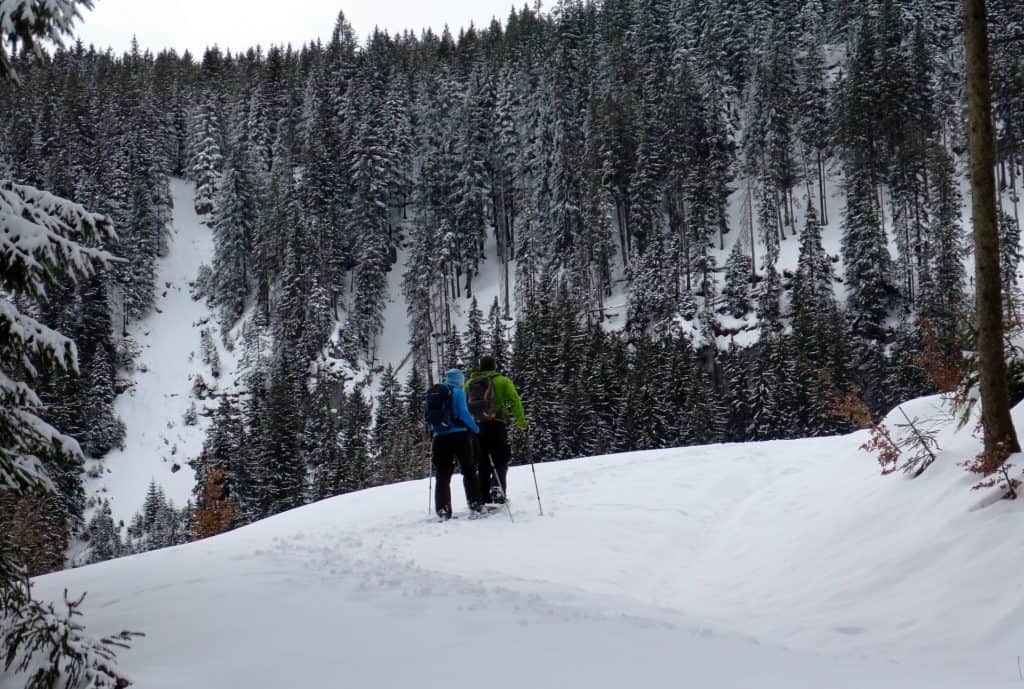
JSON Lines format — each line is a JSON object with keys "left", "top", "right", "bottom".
{"left": 424, "top": 383, "right": 457, "bottom": 432}
{"left": 467, "top": 376, "right": 498, "bottom": 423}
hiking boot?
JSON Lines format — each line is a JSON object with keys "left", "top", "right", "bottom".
{"left": 468, "top": 502, "right": 484, "bottom": 514}
{"left": 437, "top": 507, "right": 452, "bottom": 521}
{"left": 490, "top": 487, "right": 506, "bottom": 504}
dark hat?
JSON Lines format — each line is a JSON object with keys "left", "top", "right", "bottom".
{"left": 479, "top": 355, "right": 496, "bottom": 371}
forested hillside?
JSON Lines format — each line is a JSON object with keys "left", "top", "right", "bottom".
{"left": 2, "top": 0, "right": 1023, "bottom": 567}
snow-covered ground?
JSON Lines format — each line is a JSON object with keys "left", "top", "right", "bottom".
{"left": 33, "top": 395, "right": 1024, "bottom": 689}
{"left": 86, "top": 179, "right": 238, "bottom": 529}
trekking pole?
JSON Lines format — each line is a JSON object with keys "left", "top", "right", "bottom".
{"left": 423, "top": 430, "right": 433, "bottom": 516}
{"left": 527, "top": 429, "right": 543, "bottom": 516}
{"left": 487, "top": 453, "right": 514, "bottom": 523}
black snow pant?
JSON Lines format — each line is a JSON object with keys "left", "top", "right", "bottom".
{"left": 475, "top": 420, "right": 511, "bottom": 503}
{"left": 432, "top": 432, "right": 481, "bottom": 517}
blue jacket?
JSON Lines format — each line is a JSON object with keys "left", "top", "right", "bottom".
{"left": 431, "top": 369, "right": 480, "bottom": 437}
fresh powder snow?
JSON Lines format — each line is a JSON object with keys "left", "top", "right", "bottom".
{"left": 27, "top": 395, "right": 1024, "bottom": 689}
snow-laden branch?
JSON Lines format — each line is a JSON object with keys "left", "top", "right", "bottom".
{"left": 0, "top": 1, "right": 94, "bottom": 83}
{"left": 0, "top": 178, "right": 114, "bottom": 493}
{"left": 0, "top": 179, "right": 117, "bottom": 301}
{"left": 0, "top": 299, "right": 77, "bottom": 376}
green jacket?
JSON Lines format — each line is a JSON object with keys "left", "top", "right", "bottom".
{"left": 465, "top": 370, "right": 527, "bottom": 428}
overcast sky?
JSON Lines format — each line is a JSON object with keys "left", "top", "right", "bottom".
{"left": 75, "top": 1, "right": 525, "bottom": 56}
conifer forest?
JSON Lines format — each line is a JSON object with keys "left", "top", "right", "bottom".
{"left": 3, "top": 0, "right": 1024, "bottom": 570}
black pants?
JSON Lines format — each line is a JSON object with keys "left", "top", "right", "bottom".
{"left": 432, "top": 432, "right": 481, "bottom": 515}
{"left": 475, "top": 420, "right": 510, "bottom": 502}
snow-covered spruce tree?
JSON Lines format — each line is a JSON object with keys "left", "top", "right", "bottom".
{"left": 191, "top": 395, "right": 246, "bottom": 521}
{"left": 337, "top": 386, "right": 372, "bottom": 494}
{"left": 400, "top": 365, "right": 429, "bottom": 475}
{"left": 125, "top": 482, "right": 188, "bottom": 554}
{"left": 84, "top": 499, "right": 122, "bottom": 564}
{"left": 344, "top": 66, "right": 394, "bottom": 358}
{"left": 211, "top": 148, "right": 257, "bottom": 329}
{"left": 920, "top": 145, "right": 967, "bottom": 347}
{"left": 251, "top": 340, "right": 306, "bottom": 518}
{"left": 791, "top": 203, "right": 843, "bottom": 374}
{"left": 999, "top": 209, "right": 1020, "bottom": 310}
{"left": 841, "top": 157, "right": 895, "bottom": 339}
{"left": 463, "top": 297, "right": 486, "bottom": 370}
{"left": 486, "top": 297, "right": 509, "bottom": 372}
{"left": 441, "top": 326, "right": 464, "bottom": 370}
{"left": 189, "top": 93, "right": 223, "bottom": 216}
{"left": 796, "top": 16, "right": 831, "bottom": 224}
{"left": 305, "top": 371, "right": 343, "bottom": 501}
{"left": 790, "top": 202, "right": 846, "bottom": 434}
{"left": 371, "top": 365, "right": 404, "bottom": 485}
{"left": 684, "top": 353, "right": 728, "bottom": 446}
{"left": 722, "top": 239, "right": 753, "bottom": 318}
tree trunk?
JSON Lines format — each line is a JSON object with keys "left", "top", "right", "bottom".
{"left": 818, "top": 150, "right": 828, "bottom": 226}
{"left": 963, "top": 0, "right": 1021, "bottom": 466}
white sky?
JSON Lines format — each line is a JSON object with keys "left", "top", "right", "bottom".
{"left": 75, "top": 1, "right": 528, "bottom": 56}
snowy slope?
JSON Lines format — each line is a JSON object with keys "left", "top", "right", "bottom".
{"left": 33, "top": 396, "right": 1024, "bottom": 689}
{"left": 86, "top": 179, "right": 239, "bottom": 530}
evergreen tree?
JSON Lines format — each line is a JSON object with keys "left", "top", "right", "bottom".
{"left": 841, "top": 159, "right": 894, "bottom": 338}
{"left": 306, "top": 371, "right": 343, "bottom": 500}
{"left": 85, "top": 499, "right": 122, "bottom": 564}
{"left": 464, "top": 297, "right": 487, "bottom": 369}
{"left": 372, "top": 365, "right": 405, "bottom": 485}
{"left": 922, "top": 145, "right": 967, "bottom": 345}
{"left": 723, "top": 240, "right": 753, "bottom": 318}
{"left": 253, "top": 341, "right": 307, "bottom": 518}
{"left": 338, "top": 386, "right": 373, "bottom": 493}
{"left": 487, "top": 297, "right": 509, "bottom": 371}
{"left": 791, "top": 203, "right": 842, "bottom": 373}
{"left": 190, "top": 93, "right": 224, "bottom": 215}
{"left": 212, "top": 147, "right": 258, "bottom": 328}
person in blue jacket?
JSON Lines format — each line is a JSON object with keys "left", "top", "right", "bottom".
{"left": 429, "top": 368, "right": 483, "bottom": 520}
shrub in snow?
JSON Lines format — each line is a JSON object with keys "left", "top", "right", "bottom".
{"left": 191, "top": 375, "right": 209, "bottom": 399}
{"left": 199, "top": 328, "right": 221, "bottom": 378}
{"left": 191, "top": 468, "right": 238, "bottom": 540}
{"left": 114, "top": 337, "right": 140, "bottom": 374}
{"left": 84, "top": 501, "right": 123, "bottom": 564}
{"left": 191, "top": 263, "right": 214, "bottom": 303}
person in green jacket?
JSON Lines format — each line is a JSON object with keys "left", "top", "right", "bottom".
{"left": 465, "top": 354, "right": 527, "bottom": 504}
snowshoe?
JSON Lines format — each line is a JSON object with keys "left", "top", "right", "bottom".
{"left": 483, "top": 498, "right": 510, "bottom": 514}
